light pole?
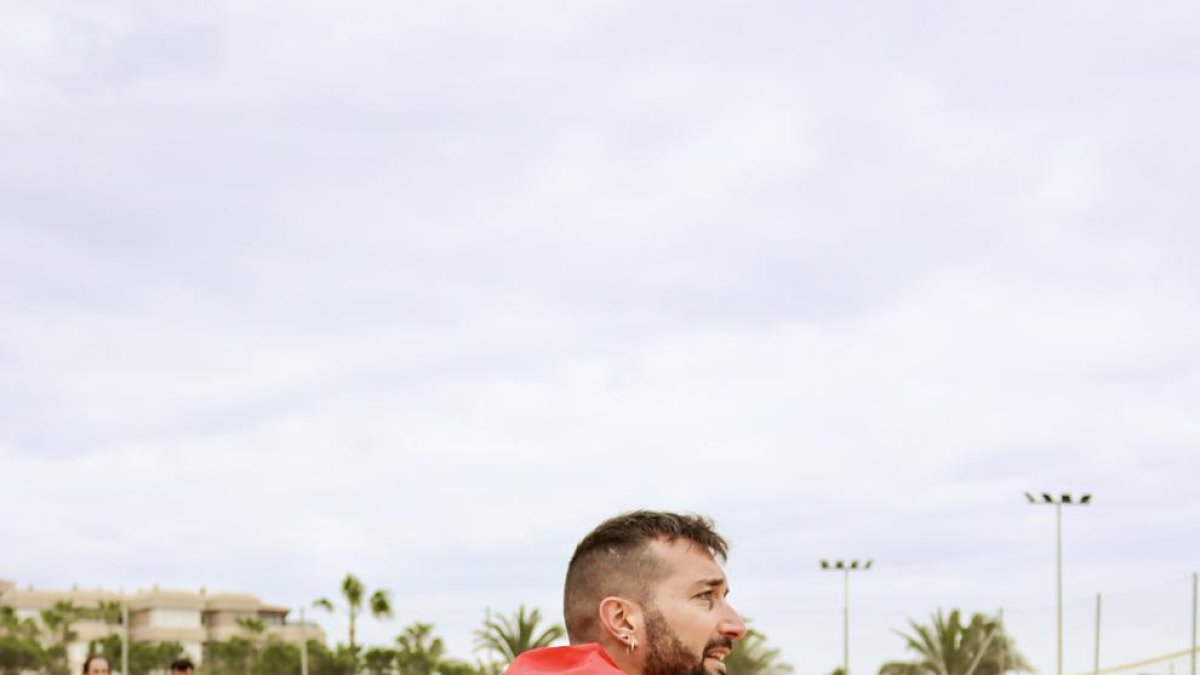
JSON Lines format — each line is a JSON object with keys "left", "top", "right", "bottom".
{"left": 1190, "top": 572, "right": 1196, "bottom": 675}
{"left": 121, "top": 601, "right": 129, "bottom": 675}
{"left": 820, "top": 559, "right": 873, "bottom": 675}
{"left": 1024, "top": 492, "right": 1092, "bottom": 675}
{"left": 300, "top": 606, "right": 308, "bottom": 675}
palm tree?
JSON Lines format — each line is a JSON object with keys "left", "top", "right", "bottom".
{"left": 87, "top": 601, "right": 123, "bottom": 626}
{"left": 91, "top": 601, "right": 123, "bottom": 634}
{"left": 1, "top": 605, "right": 46, "bottom": 675}
{"left": 394, "top": 622, "right": 446, "bottom": 675}
{"left": 237, "top": 617, "right": 266, "bottom": 639}
{"left": 205, "top": 637, "right": 255, "bottom": 675}
{"left": 473, "top": 606, "right": 564, "bottom": 665}
{"left": 725, "top": 627, "right": 793, "bottom": 675}
{"left": 878, "top": 610, "right": 1031, "bottom": 675}
{"left": 40, "top": 600, "right": 83, "bottom": 675}
{"left": 314, "top": 574, "right": 394, "bottom": 651}
{"left": 1, "top": 606, "right": 40, "bottom": 641}
{"left": 363, "top": 647, "right": 397, "bottom": 675}
{"left": 40, "top": 600, "right": 82, "bottom": 647}
{"left": 0, "top": 634, "right": 46, "bottom": 675}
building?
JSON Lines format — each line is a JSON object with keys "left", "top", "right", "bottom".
{"left": 0, "top": 579, "right": 325, "bottom": 672}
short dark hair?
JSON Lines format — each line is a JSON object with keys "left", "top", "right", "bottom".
{"left": 82, "top": 655, "right": 110, "bottom": 675}
{"left": 562, "top": 510, "right": 729, "bottom": 643}
{"left": 170, "top": 658, "right": 195, "bottom": 672}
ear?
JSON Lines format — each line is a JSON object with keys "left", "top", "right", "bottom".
{"left": 597, "top": 596, "right": 643, "bottom": 641}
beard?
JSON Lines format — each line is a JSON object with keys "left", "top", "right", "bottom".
{"left": 640, "top": 607, "right": 732, "bottom": 675}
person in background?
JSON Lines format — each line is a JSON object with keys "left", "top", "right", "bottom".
{"left": 82, "top": 655, "right": 110, "bottom": 675}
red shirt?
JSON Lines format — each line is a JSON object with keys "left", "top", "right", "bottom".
{"left": 506, "top": 644, "right": 625, "bottom": 675}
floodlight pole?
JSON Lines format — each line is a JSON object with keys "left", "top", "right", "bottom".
{"left": 844, "top": 567, "right": 849, "bottom": 675}
{"left": 1190, "top": 572, "right": 1196, "bottom": 675}
{"left": 121, "top": 601, "right": 129, "bottom": 675}
{"left": 300, "top": 606, "right": 309, "bottom": 675}
{"left": 1057, "top": 500, "right": 1063, "bottom": 675}
{"left": 1093, "top": 593, "right": 1101, "bottom": 675}
{"left": 1025, "top": 492, "right": 1092, "bottom": 675}
{"left": 820, "top": 559, "right": 873, "bottom": 675}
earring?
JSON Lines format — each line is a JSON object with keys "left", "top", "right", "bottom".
{"left": 625, "top": 635, "right": 638, "bottom": 653}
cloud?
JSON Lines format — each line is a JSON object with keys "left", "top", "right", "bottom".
{"left": 3, "top": 0, "right": 1199, "bottom": 671}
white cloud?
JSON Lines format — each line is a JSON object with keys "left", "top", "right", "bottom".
{"left": 3, "top": 0, "right": 1199, "bottom": 672}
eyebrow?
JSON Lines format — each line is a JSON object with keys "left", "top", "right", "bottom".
{"left": 694, "top": 577, "right": 728, "bottom": 591}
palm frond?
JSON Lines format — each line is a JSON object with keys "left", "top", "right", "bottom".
{"left": 369, "top": 590, "right": 394, "bottom": 620}
{"left": 342, "top": 574, "right": 366, "bottom": 609}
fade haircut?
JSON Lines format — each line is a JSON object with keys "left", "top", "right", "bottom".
{"left": 562, "top": 510, "right": 729, "bottom": 644}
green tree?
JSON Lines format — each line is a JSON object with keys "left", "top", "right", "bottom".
{"left": 0, "top": 607, "right": 45, "bottom": 675}
{"left": 207, "top": 638, "right": 256, "bottom": 675}
{"left": 232, "top": 616, "right": 271, "bottom": 675}
{"left": 725, "top": 627, "right": 793, "bottom": 675}
{"left": 252, "top": 639, "right": 302, "bottom": 675}
{"left": 88, "top": 636, "right": 187, "bottom": 675}
{"left": 87, "top": 635, "right": 121, "bottom": 667}
{"left": 436, "top": 661, "right": 489, "bottom": 675}
{"left": 314, "top": 574, "right": 394, "bottom": 652}
{"left": 306, "top": 641, "right": 360, "bottom": 675}
{"left": 471, "top": 662, "right": 504, "bottom": 675}
{"left": 87, "top": 600, "right": 125, "bottom": 654}
{"left": 134, "top": 642, "right": 188, "bottom": 675}
{"left": 40, "top": 600, "right": 83, "bottom": 646}
{"left": 238, "top": 617, "right": 267, "bottom": 641}
{"left": 0, "top": 636, "right": 44, "bottom": 675}
{"left": 394, "top": 622, "right": 447, "bottom": 675}
{"left": 0, "top": 626, "right": 45, "bottom": 675}
{"left": 41, "top": 600, "right": 85, "bottom": 675}
{"left": 85, "top": 601, "right": 124, "bottom": 628}
{"left": 473, "top": 606, "right": 564, "bottom": 666}
{"left": 878, "top": 610, "right": 1031, "bottom": 675}
{"left": 363, "top": 647, "right": 397, "bottom": 675}
{"left": 0, "top": 606, "right": 41, "bottom": 641}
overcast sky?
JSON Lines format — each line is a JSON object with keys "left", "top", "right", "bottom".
{"left": 2, "top": 2, "right": 1199, "bottom": 674}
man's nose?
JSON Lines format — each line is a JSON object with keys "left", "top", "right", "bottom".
{"left": 720, "top": 604, "right": 748, "bottom": 640}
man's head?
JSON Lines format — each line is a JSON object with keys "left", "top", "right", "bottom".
{"left": 82, "top": 655, "right": 110, "bottom": 675}
{"left": 169, "top": 658, "right": 195, "bottom": 675}
{"left": 563, "top": 511, "right": 747, "bottom": 675}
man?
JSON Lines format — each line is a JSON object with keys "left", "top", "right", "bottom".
{"left": 169, "top": 658, "right": 195, "bottom": 675}
{"left": 508, "top": 511, "right": 747, "bottom": 675}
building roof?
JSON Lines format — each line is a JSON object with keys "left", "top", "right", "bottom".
{"left": 0, "top": 580, "right": 290, "bottom": 617}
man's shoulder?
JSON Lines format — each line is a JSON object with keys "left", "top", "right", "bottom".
{"left": 506, "top": 644, "right": 623, "bottom": 675}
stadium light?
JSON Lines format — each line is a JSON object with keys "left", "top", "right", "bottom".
{"left": 820, "top": 559, "right": 874, "bottom": 675}
{"left": 1026, "top": 492, "right": 1093, "bottom": 675}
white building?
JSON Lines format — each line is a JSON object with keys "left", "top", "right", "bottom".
{"left": 0, "top": 579, "right": 325, "bottom": 673}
